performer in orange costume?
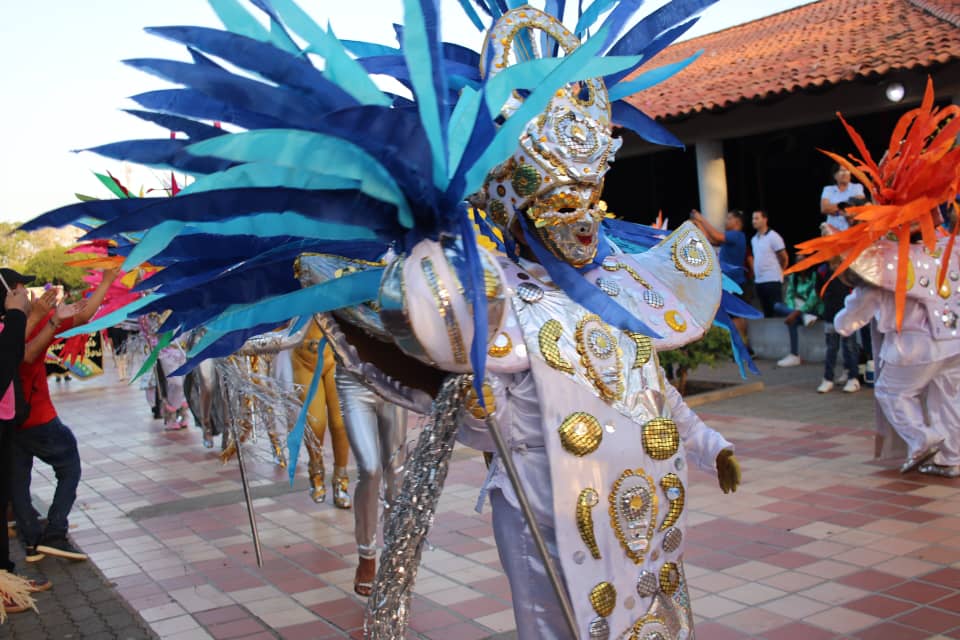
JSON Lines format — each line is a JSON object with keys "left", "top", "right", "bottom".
{"left": 292, "top": 318, "right": 351, "bottom": 507}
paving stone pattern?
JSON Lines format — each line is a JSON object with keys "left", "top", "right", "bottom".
{"left": 2, "top": 357, "right": 959, "bottom": 640}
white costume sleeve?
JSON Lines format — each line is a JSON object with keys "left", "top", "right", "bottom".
{"left": 834, "top": 287, "right": 881, "bottom": 337}
{"left": 664, "top": 378, "right": 732, "bottom": 473}
{"left": 381, "top": 239, "right": 508, "bottom": 371}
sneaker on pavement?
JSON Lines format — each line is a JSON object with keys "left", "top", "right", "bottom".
{"left": 36, "top": 536, "right": 87, "bottom": 561}
{"left": 802, "top": 313, "right": 818, "bottom": 327}
{"left": 24, "top": 546, "right": 45, "bottom": 563}
{"left": 777, "top": 354, "right": 802, "bottom": 367}
{"left": 816, "top": 379, "right": 834, "bottom": 393}
{"left": 842, "top": 378, "right": 861, "bottom": 393}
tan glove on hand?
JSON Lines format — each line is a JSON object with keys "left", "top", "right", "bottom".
{"left": 716, "top": 449, "right": 741, "bottom": 494}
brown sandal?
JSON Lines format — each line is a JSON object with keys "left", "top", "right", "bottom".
{"left": 354, "top": 557, "right": 376, "bottom": 597}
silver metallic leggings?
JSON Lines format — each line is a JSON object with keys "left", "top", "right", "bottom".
{"left": 335, "top": 370, "right": 407, "bottom": 558}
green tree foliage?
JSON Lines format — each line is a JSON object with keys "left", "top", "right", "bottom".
{"left": 20, "top": 247, "right": 94, "bottom": 290}
{"left": 659, "top": 326, "right": 733, "bottom": 395}
{"left": 1, "top": 222, "right": 88, "bottom": 291}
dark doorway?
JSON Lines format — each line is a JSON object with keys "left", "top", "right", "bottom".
{"left": 604, "top": 103, "right": 946, "bottom": 257}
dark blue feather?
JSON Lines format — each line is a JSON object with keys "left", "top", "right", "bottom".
{"left": 121, "top": 110, "right": 228, "bottom": 141}
{"left": 171, "top": 322, "right": 285, "bottom": 375}
{"left": 124, "top": 58, "right": 344, "bottom": 132}
{"left": 84, "top": 139, "right": 233, "bottom": 174}
{"left": 144, "top": 27, "right": 337, "bottom": 105}
{"left": 611, "top": 102, "right": 683, "bottom": 147}
{"left": 131, "top": 89, "right": 285, "bottom": 131}
{"left": 84, "top": 188, "right": 401, "bottom": 240}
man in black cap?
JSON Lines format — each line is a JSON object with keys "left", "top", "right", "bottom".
{"left": 1, "top": 268, "right": 53, "bottom": 611}
{"left": 9, "top": 266, "right": 117, "bottom": 563}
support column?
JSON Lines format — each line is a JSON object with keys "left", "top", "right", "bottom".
{"left": 695, "top": 139, "right": 728, "bottom": 230}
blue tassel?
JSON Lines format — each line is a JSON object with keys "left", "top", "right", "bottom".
{"left": 287, "top": 337, "right": 325, "bottom": 485}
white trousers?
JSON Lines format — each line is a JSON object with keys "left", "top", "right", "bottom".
{"left": 490, "top": 489, "right": 573, "bottom": 640}
{"left": 874, "top": 353, "right": 960, "bottom": 465}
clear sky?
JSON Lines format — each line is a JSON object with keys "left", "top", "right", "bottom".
{"left": 0, "top": 0, "right": 816, "bottom": 224}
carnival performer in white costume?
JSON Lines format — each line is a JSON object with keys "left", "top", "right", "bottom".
{"left": 302, "top": 12, "right": 742, "bottom": 635}
{"left": 139, "top": 313, "right": 189, "bottom": 431}
{"left": 787, "top": 79, "right": 960, "bottom": 480}
{"left": 832, "top": 242, "right": 960, "bottom": 477}
{"left": 21, "top": 1, "right": 756, "bottom": 636}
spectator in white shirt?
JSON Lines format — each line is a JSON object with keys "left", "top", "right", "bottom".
{"left": 820, "top": 164, "right": 865, "bottom": 231}
{"left": 750, "top": 210, "right": 806, "bottom": 367}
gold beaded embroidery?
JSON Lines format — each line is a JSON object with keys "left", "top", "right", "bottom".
{"left": 558, "top": 412, "right": 603, "bottom": 456}
{"left": 464, "top": 383, "right": 496, "bottom": 420}
{"left": 626, "top": 331, "right": 653, "bottom": 368}
{"left": 539, "top": 319, "right": 574, "bottom": 374}
{"left": 576, "top": 488, "right": 602, "bottom": 560}
{"left": 642, "top": 418, "right": 680, "bottom": 460}
{"left": 671, "top": 229, "right": 714, "bottom": 280}
{"left": 589, "top": 581, "right": 617, "bottom": 618}
{"left": 575, "top": 314, "right": 624, "bottom": 402}
{"left": 663, "top": 310, "right": 687, "bottom": 333}
{"left": 421, "top": 257, "right": 468, "bottom": 364}
{"left": 659, "top": 474, "right": 685, "bottom": 531}
{"left": 488, "top": 332, "right": 513, "bottom": 358}
{"left": 659, "top": 563, "right": 680, "bottom": 595}
{"left": 602, "top": 259, "right": 653, "bottom": 289}
{"left": 626, "top": 615, "right": 669, "bottom": 640}
{"left": 609, "top": 468, "right": 658, "bottom": 564}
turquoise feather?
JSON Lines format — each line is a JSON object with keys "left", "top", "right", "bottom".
{"left": 608, "top": 50, "right": 702, "bottom": 100}
{"left": 268, "top": 0, "right": 392, "bottom": 106}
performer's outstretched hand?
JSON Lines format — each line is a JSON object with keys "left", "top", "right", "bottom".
{"left": 716, "top": 449, "right": 741, "bottom": 494}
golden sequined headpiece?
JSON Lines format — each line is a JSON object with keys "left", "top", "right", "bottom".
{"left": 472, "top": 7, "right": 621, "bottom": 231}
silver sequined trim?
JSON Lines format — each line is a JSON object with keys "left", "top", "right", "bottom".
{"left": 643, "top": 289, "right": 665, "bottom": 309}
{"left": 588, "top": 617, "right": 610, "bottom": 640}
{"left": 596, "top": 277, "right": 621, "bottom": 296}
{"left": 517, "top": 282, "right": 544, "bottom": 303}
{"left": 636, "top": 570, "right": 658, "bottom": 597}
{"left": 662, "top": 527, "right": 683, "bottom": 553}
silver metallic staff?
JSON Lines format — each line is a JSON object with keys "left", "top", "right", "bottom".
{"left": 230, "top": 417, "right": 264, "bottom": 567}
{"left": 484, "top": 413, "right": 579, "bottom": 639}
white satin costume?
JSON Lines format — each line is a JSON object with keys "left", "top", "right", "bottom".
{"left": 835, "top": 238, "right": 960, "bottom": 471}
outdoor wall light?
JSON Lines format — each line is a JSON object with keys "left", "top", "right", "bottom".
{"left": 885, "top": 82, "right": 905, "bottom": 103}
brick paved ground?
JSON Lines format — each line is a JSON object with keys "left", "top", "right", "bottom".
{"left": 3, "top": 356, "right": 959, "bottom": 639}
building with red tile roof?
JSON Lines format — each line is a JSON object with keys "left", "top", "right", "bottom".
{"left": 607, "top": 0, "right": 960, "bottom": 248}
{"left": 625, "top": 0, "right": 960, "bottom": 122}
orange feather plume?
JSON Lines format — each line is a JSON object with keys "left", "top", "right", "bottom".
{"left": 786, "top": 78, "right": 960, "bottom": 331}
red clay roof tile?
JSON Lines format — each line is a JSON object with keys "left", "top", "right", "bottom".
{"left": 624, "top": 0, "right": 960, "bottom": 120}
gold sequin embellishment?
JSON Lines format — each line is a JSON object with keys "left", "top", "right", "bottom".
{"left": 558, "top": 412, "right": 603, "bottom": 456}
{"left": 589, "top": 581, "right": 617, "bottom": 618}
{"left": 609, "top": 468, "right": 658, "bottom": 564}
{"left": 539, "top": 319, "right": 574, "bottom": 374}
{"left": 642, "top": 418, "right": 680, "bottom": 460}
{"left": 575, "top": 314, "right": 624, "bottom": 402}
{"left": 671, "top": 227, "right": 714, "bottom": 280}
{"left": 420, "top": 257, "right": 467, "bottom": 364}
{"left": 464, "top": 383, "right": 496, "bottom": 420}
{"left": 659, "top": 563, "right": 680, "bottom": 595}
{"left": 626, "top": 331, "right": 653, "bottom": 368}
{"left": 659, "top": 473, "right": 685, "bottom": 531}
{"left": 488, "top": 332, "right": 513, "bottom": 358}
{"left": 664, "top": 310, "right": 687, "bottom": 333}
{"left": 576, "top": 488, "right": 602, "bottom": 560}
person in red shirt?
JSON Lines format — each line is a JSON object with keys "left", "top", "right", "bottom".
{"left": 11, "top": 267, "right": 119, "bottom": 562}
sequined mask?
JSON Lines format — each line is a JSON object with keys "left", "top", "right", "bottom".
{"left": 473, "top": 6, "right": 621, "bottom": 252}
{"left": 527, "top": 186, "right": 605, "bottom": 267}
